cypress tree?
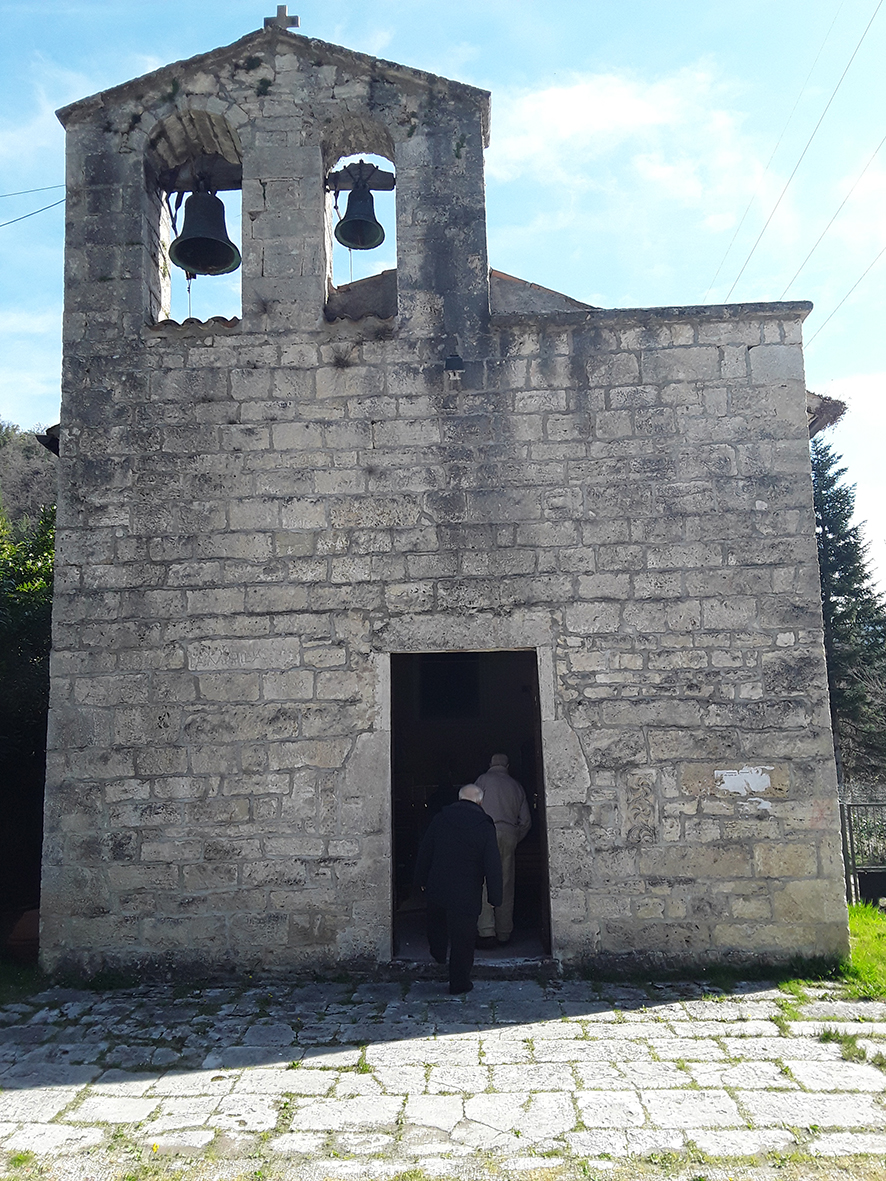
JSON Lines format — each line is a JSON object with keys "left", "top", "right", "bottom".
{"left": 812, "top": 436, "right": 886, "bottom": 785}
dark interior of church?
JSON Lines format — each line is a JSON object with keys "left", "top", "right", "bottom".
{"left": 390, "top": 650, "right": 550, "bottom": 959}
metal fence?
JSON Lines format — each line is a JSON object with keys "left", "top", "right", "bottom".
{"left": 840, "top": 802, "right": 886, "bottom": 904}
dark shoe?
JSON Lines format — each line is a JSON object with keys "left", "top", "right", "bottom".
{"left": 475, "top": 936, "right": 497, "bottom": 949}
{"left": 431, "top": 952, "right": 447, "bottom": 965}
{"left": 496, "top": 935, "right": 512, "bottom": 946}
{"left": 449, "top": 981, "right": 473, "bottom": 995}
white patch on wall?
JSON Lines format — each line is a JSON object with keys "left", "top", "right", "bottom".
{"left": 739, "top": 796, "right": 773, "bottom": 817}
{"left": 715, "top": 765, "right": 775, "bottom": 818}
{"left": 715, "top": 765, "right": 774, "bottom": 796}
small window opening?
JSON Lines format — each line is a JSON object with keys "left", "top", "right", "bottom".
{"left": 329, "top": 152, "right": 396, "bottom": 288}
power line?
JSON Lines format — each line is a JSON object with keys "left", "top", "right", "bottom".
{"left": 781, "top": 127, "right": 886, "bottom": 299}
{"left": 0, "top": 184, "right": 64, "bottom": 199}
{"left": 0, "top": 198, "right": 65, "bottom": 229}
{"left": 806, "top": 241, "right": 886, "bottom": 347}
{"left": 701, "top": 0, "right": 847, "bottom": 304}
{"left": 724, "top": 0, "right": 884, "bottom": 303}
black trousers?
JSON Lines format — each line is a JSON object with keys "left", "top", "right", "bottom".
{"left": 426, "top": 901, "right": 477, "bottom": 993}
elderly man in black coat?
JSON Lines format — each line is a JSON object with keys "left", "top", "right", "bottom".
{"left": 414, "top": 783, "right": 503, "bottom": 994}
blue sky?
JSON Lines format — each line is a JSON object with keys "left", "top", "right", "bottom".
{"left": 1, "top": 0, "right": 885, "bottom": 583}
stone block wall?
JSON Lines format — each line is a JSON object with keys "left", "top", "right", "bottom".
{"left": 42, "top": 27, "right": 848, "bottom": 974}
{"left": 42, "top": 296, "right": 848, "bottom": 973}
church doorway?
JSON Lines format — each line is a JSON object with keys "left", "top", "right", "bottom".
{"left": 390, "top": 649, "right": 551, "bottom": 961}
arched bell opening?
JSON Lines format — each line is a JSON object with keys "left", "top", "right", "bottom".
{"left": 327, "top": 152, "right": 397, "bottom": 294}
{"left": 320, "top": 116, "right": 397, "bottom": 320}
{"left": 145, "top": 111, "right": 244, "bottom": 324}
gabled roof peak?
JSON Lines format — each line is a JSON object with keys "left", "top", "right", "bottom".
{"left": 56, "top": 26, "right": 490, "bottom": 129}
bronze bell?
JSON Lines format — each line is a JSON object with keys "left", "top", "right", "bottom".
{"left": 334, "top": 180, "right": 385, "bottom": 251}
{"left": 169, "top": 192, "right": 241, "bottom": 276}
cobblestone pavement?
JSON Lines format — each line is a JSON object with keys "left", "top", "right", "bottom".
{"left": 3, "top": 973, "right": 886, "bottom": 1179}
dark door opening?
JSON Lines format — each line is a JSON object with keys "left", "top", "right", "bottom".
{"left": 391, "top": 649, "right": 551, "bottom": 960}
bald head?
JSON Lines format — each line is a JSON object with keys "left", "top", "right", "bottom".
{"left": 458, "top": 784, "right": 484, "bottom": 804}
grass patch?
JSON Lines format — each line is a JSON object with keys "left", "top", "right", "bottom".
{"left": 778, "top": 978, "right": 811, "bottom": 1004}
{"left": 713, "top": 907, "right": 886, "bottom": 1002}
{"left": 5, "top": 1152, "right": 36, "bottom": 1170}
{"left": 114, "top": 1168, "right": 187, "bottom": 1181}
{"left": 771, "top": 1009, "right": 792, "bottom": 1037}
{"left": 840, "top": 902, "right": 886, "bottom": 998}
{"left": 269, "top": 1094, "right": 296, "bottom": 1136}
{"left": 820, "top": 1025, "right": 867, "bottom": 1061}
{"left": 571, "top": 1157, "right": 886, "bottom": 1181}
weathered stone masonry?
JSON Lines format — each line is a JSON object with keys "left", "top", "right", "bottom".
{"left": 41, "top": 25, "right": 849, "bottom": 974}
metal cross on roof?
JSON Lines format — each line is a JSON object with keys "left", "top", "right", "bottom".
{"left": 264, "top": 5, "right": 300, "bottom": 29}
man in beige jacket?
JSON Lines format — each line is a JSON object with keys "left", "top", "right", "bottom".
{"left": 475, "top": 754, "right": 531, "bottom": 946}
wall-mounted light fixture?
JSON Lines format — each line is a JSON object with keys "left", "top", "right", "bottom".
{"left": 444, "top": 353, "right": 465, "bottom": 386}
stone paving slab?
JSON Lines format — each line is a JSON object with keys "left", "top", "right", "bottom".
{"left": 2, "top": 1122, "right": 105, "bottom": 1155}
{"left": 785, "top": 1060, "right": 886, "bottom": 1091}
{"left": 143, "top": 1127, "right": 215, "bottom": 1154}
{"left": 811, "top": 1131, "right": 886, "bottom": 1154}
{"left": 687, "top": 1060, "right": 798, "bottom": 1089}
{"left": 802, "top": 1001, "right": 886, "bottom": 1020}
{"left": 669, "top": 1018, "right": 781, "bottom": 1037}
{"left": 789, "top": 1020, "right": 886, "bottom": 1036}
{"left": 691, "top": 1128, "right": 797, "bottom": 1155}
{"left": 737, "top": 1090, "right": 886, "bottom": 1127}
{"left": 640, "top": 1088, "right": 743, "bottom": 1127}
{"left": 151, "top": 1096, "right": 221, "bottom": 1131}
{"left": 2, "top": 975, "right": 886, "bottom": 1178}
{"left": 721, "top": 1035, "right": 843, "bottom": 1059}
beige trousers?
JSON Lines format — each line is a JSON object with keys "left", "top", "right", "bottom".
{"left": 478, "top": 824, "right": 521, "bottom": 940}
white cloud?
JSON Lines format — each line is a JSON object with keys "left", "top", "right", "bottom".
{"left": 0, "top": 311, "right": 61, "bottom": 337}
{"left": 485, "top": 67, "right": 759, "bottom": 201}
{"left": 0, "top": 94, "right": 63, "bottom": 167}
{"left": 481, "top": 63, "right": 807, "bottom": 302}
{"left": 487, "top": 72, "right": 687, "bottom": 183}
{"left": 127, "top": 54, "right": 169, "bottom": 79}
{"left": 0, "top": 56, "right": 100, "bottom": 172}
{"left": 438, "top": 41, "right": 481, "bottom": 74}
{"left": 360, "top": 29, "right": 395, "bottom": 59}
{"left": 0, "top": 364, "right": 61, "bottom": 431}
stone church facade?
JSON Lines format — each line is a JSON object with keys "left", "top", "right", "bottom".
{"left": 41, "top": 21, "right": 849, "bottom": 975}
